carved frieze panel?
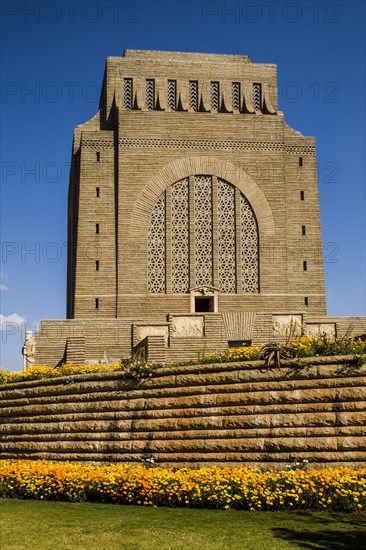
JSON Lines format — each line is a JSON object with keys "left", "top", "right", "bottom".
{"left": 305, "top": 323, "right": 336, "bottom": 338}
{"left": 171, "top": 316, "right": 204, "bottom": 338}
{"left": 273, "top": 314, "right": 303, "bottom": 338}
{"left": 134, "top": 325, "right": 169, "bottom": 346}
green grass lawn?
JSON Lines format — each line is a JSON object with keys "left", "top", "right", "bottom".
{"left": 1, "top": 499, "right": 365, "bottom": 550}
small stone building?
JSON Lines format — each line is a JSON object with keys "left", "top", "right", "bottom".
{"left": 33, "top": 50, "right": 365, "bottom": 366}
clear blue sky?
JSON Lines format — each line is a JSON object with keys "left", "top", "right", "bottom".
{"left": 1, "top": 0, "right": 365, "bottom": 371}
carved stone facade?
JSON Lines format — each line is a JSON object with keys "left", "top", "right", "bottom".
{"left": 30, "top": 50, "right": 364, "bottom": 366}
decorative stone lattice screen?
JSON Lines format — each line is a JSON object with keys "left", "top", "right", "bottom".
{"left": 147, "top": 176, "right": 259, "bottom": 293}
{"left": 171, "top": 178, "right": 190, "bottom": 293}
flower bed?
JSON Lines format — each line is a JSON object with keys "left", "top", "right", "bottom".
{"left": 1, "top": 336, "right": 365, "bottom": 385}
{"left": 0, "top": 361, "right": 158, "bottom": 385}
{"left": 0, "top": 461, "right": 364, "bottom": 512}
{"left": 203, "top": 336, "right": 365, "bottom": 363}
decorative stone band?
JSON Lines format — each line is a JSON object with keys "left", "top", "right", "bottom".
{"left": 119, "top": 138, "right": 316, "bottom": 156}
{"left": 81, "top": 138, "right": 316, "bottom": 156}
{"left": 81, "top": 139, "right": 114, "bottom": 150}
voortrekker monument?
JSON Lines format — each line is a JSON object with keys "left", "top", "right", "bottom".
{"left": 2, "top": 50, "right": 365, "bottom": 468}
{"left": 28, "top": 49, "right": 365, "bottom": 366}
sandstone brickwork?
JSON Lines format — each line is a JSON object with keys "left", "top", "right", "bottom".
{"left": 1, "top": 358, "right": 365, "bottom": 468}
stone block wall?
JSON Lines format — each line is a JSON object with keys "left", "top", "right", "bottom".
{"left": 33, "top": 315, "right": 365, "bottom": 368}
{"left": 1, "top": 357, "right": 365, "bottom": 469}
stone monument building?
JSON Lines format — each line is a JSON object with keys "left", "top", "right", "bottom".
{"left": 32, "top": 50, "right": 365, "bottom": 366}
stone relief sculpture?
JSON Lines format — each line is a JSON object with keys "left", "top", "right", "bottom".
{"left": 172, "top": 316, "right": 204, "bottom": 338}
{"left": 22, "top": 330, "right": 36, "bottom": 370}
{"left": 273, "top": 315, "right": 303, "bottom": 338}
{"left": 134, "top": 325, "right": 169, "bottom": 346}
{"left": 305, "top": 323, "right": 336, "bottom": 338}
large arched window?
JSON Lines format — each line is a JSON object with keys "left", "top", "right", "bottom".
{"left": 147, "top": 175, "right": 259, "bottom": 293}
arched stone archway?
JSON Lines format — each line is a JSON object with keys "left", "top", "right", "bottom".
{"left": 129, "top": 156, "right": 276, "bottom": 239}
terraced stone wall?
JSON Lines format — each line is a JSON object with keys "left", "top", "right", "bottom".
{"left": 1, "top": 357, "right": 365, "bottom": 469}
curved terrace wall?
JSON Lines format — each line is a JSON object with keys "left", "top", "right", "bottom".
{"left": 1, "top": 357, "right": 365, "bottom": 469}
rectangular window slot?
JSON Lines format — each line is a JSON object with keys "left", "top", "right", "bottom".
{"left": 300, "top": 190, "right": 305, "bottom": 200}
{"left": 167, "top": 80, "right": 176, "bottom": 110}
{"left": 146, "top": 79, "right": 155, "bottom": 111}
{"left": 95, "top": 298, "right": 99, "bottom": 309}
{"left": 124, "top": 78, "right": 133, "bottom": 110}
{"left": 211, "top": 81, "right": 219, "bottom": 111}
{"left": 302, "top": 225, "right": 306, "bottom": 235}
{"left": 95, "top": 260, "right": 99, "bottom": 271}
{"left": 189, "top": 80, "right": 198, "bottom": 111}
{"left": 299, "top": 157, "right": 303, "bottom": 166}
{"left": 96, "top": 187, "right": 100, "bottom": 197}
{"left": 96, "top": 152, "right": 100, "bottom": 162}
{"left": 253, "top": 83, "right": 262, "bottom": 111}
{"left": 303, "top": 260, "right": 308, "bottom": 271}
{"left": 229, "top": 340, "right": 251, "bottom": 348}
{"left": 96, "top": 223, "right": 100, "bottom": 234}
{"left": 304, "top": 297, "right": 309, "bottom": 307}
{"left": 232, "top": 82, "right": 240, "bottom": 111}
